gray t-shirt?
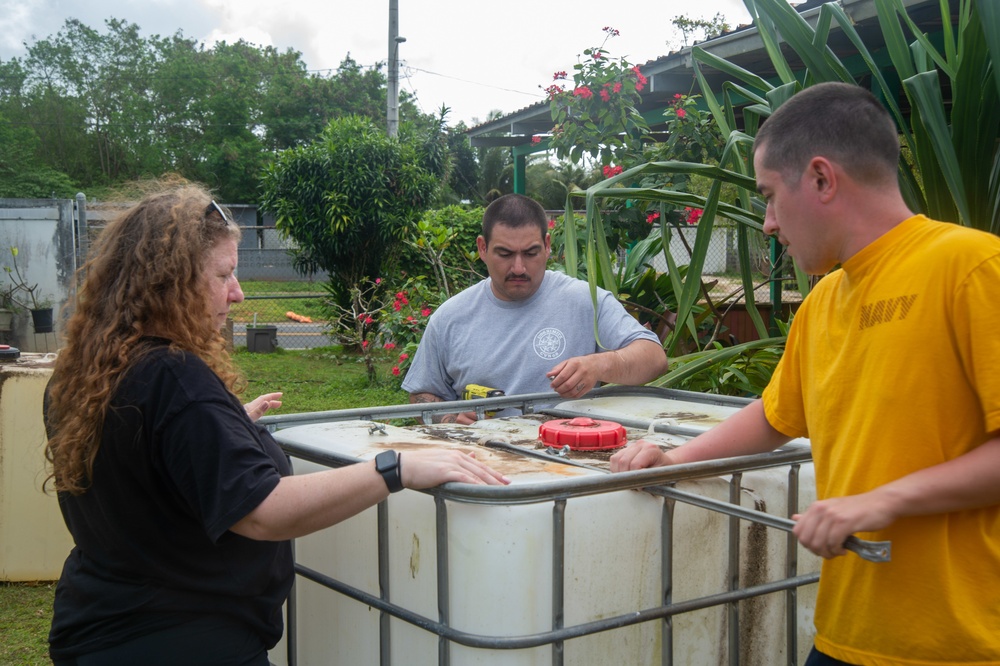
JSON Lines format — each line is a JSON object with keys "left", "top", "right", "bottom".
{"left": 402, "top": 270, "right": 660, "bottom": 401}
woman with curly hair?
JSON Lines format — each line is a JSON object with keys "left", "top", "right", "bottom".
{"left": 44, "top": 184, "right": 508, "bottom": 665}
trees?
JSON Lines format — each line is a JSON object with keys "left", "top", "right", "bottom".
{"left": 0, "top": 18, "right": 450, "bottom": 202}
{"left": 259, "top": 115, "right": 445, "bottom": 303}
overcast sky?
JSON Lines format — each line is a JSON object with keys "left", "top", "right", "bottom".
{"left": 0, "top": 0, "right": 753, "bottom": 128}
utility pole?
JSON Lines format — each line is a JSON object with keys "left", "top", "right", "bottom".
{"left": 387, "top": 0, "right": 405, "bottom": 137}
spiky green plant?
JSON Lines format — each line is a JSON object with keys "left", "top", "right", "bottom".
{"left": 575, "top": 0, "right": 997, "bottom": 390}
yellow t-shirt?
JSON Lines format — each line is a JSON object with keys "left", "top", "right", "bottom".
{"left": 763, "top": 215, "right": 1000, "bottom": 665}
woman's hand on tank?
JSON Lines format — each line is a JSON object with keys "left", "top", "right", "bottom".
{"left": 244, "top": 392, "right": 283, "bottom": 422}
{"left": 400, "top": 449, "right": 510, "bottom": 489}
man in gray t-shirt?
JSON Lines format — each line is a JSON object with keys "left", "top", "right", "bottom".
{"left": 403, "top": 194, "right": 668, "bottom": 424}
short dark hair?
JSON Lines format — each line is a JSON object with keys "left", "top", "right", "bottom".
{"left": 481, "top": 194, "right": 547, "bottom": 245}
{"left": 753, "top": 82, "right": 900, "bottom": 186}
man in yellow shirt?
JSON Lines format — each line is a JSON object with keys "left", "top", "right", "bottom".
{"left": 612, "top": 82, "right": 1000, "bottom": 666}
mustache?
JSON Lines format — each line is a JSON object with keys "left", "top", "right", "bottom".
{"left": 505, "top": 273, "right": 530, "bottom": 280}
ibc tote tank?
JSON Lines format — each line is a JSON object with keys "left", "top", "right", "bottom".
{"left": 268, "top": 388, "right": 820, "bottom": 666}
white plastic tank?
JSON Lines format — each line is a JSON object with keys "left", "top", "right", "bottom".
{"left": 269, "top": 391, "right": 820, "bottom": 666}
{"left": 0, "top": 355, "right": 74, "bottom": 581}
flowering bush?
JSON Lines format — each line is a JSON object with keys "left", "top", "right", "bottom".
{"left": 325, "top": 275, "right": 442, "bottom": 386}
{"left": 546, "top": 27, "right": 649, "bottom": 167}
{"left": 377, "top": 276, "right": 441, "bottom": 380}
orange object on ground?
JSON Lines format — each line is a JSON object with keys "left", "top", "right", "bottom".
{"left": 285, "top": 311, "right": 313, "bottom": 323}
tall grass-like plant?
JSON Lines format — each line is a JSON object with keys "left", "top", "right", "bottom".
{"left": 576, "top": 0, "right": 997, "bottom": 389}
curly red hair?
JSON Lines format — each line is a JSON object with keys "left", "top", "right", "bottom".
{"left": 45, "top": 184, "right": 244, "bottom": 494}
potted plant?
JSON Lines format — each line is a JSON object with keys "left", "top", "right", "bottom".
{"left": 3, "top": 246, "right": 55, "bottom": 333}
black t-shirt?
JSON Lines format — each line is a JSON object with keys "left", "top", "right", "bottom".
{"left": 48, "top": 341, "right": 293, "bottom": 659}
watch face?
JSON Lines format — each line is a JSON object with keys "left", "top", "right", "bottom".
{"left": 376, "top": 450, "right": 398, "bottom": 472}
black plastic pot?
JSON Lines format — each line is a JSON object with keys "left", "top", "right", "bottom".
{"left": 31, "top": 307, "right": 54, "bottom": 333}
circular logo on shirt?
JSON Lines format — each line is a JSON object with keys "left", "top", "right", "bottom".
{"left": 533, "top": 327, "right": 566, "bottom": 360}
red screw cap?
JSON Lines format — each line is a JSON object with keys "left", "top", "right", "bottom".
{"left": 538, "top": 417, "right": 627, "bottom": 451}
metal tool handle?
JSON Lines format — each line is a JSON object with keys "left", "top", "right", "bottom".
{"left": 843, "top": 536, "right": 891, "bottom": 563}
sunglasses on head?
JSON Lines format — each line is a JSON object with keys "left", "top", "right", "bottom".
{"left": 205, "top": 200, "right": 231, "bottom": 223}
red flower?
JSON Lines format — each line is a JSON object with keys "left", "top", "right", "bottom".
{"left": 384, "top": 342, "right": 396, "bottom": 350}
{"left": 362, "top": 340, "right": 369, "bottom": 349}
{"left": 646, "top": 211, "right": 660, "bottom": 224}
{"left": 612, "top": 82, "right": 622, "bottom": 93}
{"left": 399, "top": 353, "right": 409, "bottom": 361}
{"left": 420, "top": 307, "right": 431, "bottom": 317}
{"left": 391, "top": 366, "right": 400, "bottom": 376}
{"left": 406, "top": 315, "right": 415, "bottom": 322}
{"left": 685, "top": 207, "right": 704, "bottom": 225}
{"left": 375, "top": 277, "right": 381, "bottom": 284}
{"left": 545, "top": 84, "right": 564, "bottom": 99}
{"left": 548, "top": 219, "right": 556, "bottom": 229}
{"left": 553, "top": 71, "right": 567, "bottom": 80}
{"left": 393, "top": 301, "right": 402, "bottom": 312}
{"left": 676, "top": 108, "right": 686, "bottom": 119}
{"left": 363, "top": 315, "right": 374, "bottom": 325}
{"left": 599, "top": 88, "right": 611, "bottom": 102}
{"left": 572, "top": 86, "right": 593, "bottom": 99}
{"left": 531, "top": 135, "right": 541, "bottom": 144}
{"left": 674, "top": 93, "right": 683, "bottom": 100}
{"left": 635, "top": 82, "right": 645, "bottom": 92}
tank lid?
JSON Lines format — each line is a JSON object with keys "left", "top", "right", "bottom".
{"left": 538, "top": 417, "right": 627, "bottom": 451}
{"left": 0, "top": 344, "right": 20, "bottom": 362}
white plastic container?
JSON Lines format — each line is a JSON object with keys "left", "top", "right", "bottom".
{"left": 270, "top": 393, "right": 819, "bottom": 666}
{"left": 0, "top": 359, "right": 74, "bottom": 581}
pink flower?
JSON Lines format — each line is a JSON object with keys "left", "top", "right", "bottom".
{"left": 612, "top": 82, "right": 622, "bottom": 93}
{"left": 593, "top": 50, "right": 603, "bottom": 60}
{"left": 599, "top": 88, "right": 611, "bottom": 102}
{"left": 572, "top": 86, "right": 593, "bottom": 99}
{"left": 420, "top": 307, "right": 432, "bottom": 317}
{"left": 646, "top": 211, "right": 660, "bottom": 224}
{"left": 674, "top": 93, "right": 683, "bottom": 100}
{"left": 685, "top": 207, "right": 704, "bottom": 225}
{"left": 363, "top": 315, "right": 374, "bottom": 325}
{"left": 399, "top": 353, "right": 409, "bottom": 361}
{"left": 602, "top": 26, "right": 620, "bottom": 37}
{"left": 362, "top": 340, "right": 369, "bottom": 349}
{"left": 406, "top": 315, "right": 416, "bottom": 322}
{"left": 375, "top": 277, "right": 381, "bottom": 284}
{"left": 635, "top": 82, "right": 645, "bottom": 92}
{"left": 393, "top": 301, "right": 402, "bottom": 312}
{"left": 553, "top": 71, "right": 567, "bottom": 80}
{"left": 548, "top": 219, "right": 556, "bottom": 229}
{"left": 545, "top": 84, "right": 564, "bottom": 99}
{"left": 531, "top": 135, "right": 541, "bottom": 145}
{"left": 384, "top": 342, "right": 396, "bottom": 350}
{"left": 676, "top": 108, "right": 686, "bottom": 119}
{"left": 396, "top": 291, "right": 406, "bottom": 299}
{"left": 392, "top": 366, "right": 400, "bottom": 376}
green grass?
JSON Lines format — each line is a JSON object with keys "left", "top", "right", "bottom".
{"left": 0, "top": 581, "right": 55, "bottom": 665}
{"left": 1, "top": 346, "right": 408, "bottom": 661}
{"left": 235, "top": 346, "right": 408, "bottom": 413}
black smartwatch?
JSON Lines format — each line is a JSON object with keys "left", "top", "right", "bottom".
{"left": 375, "top": 450, "right": 404, "bottom": 493}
